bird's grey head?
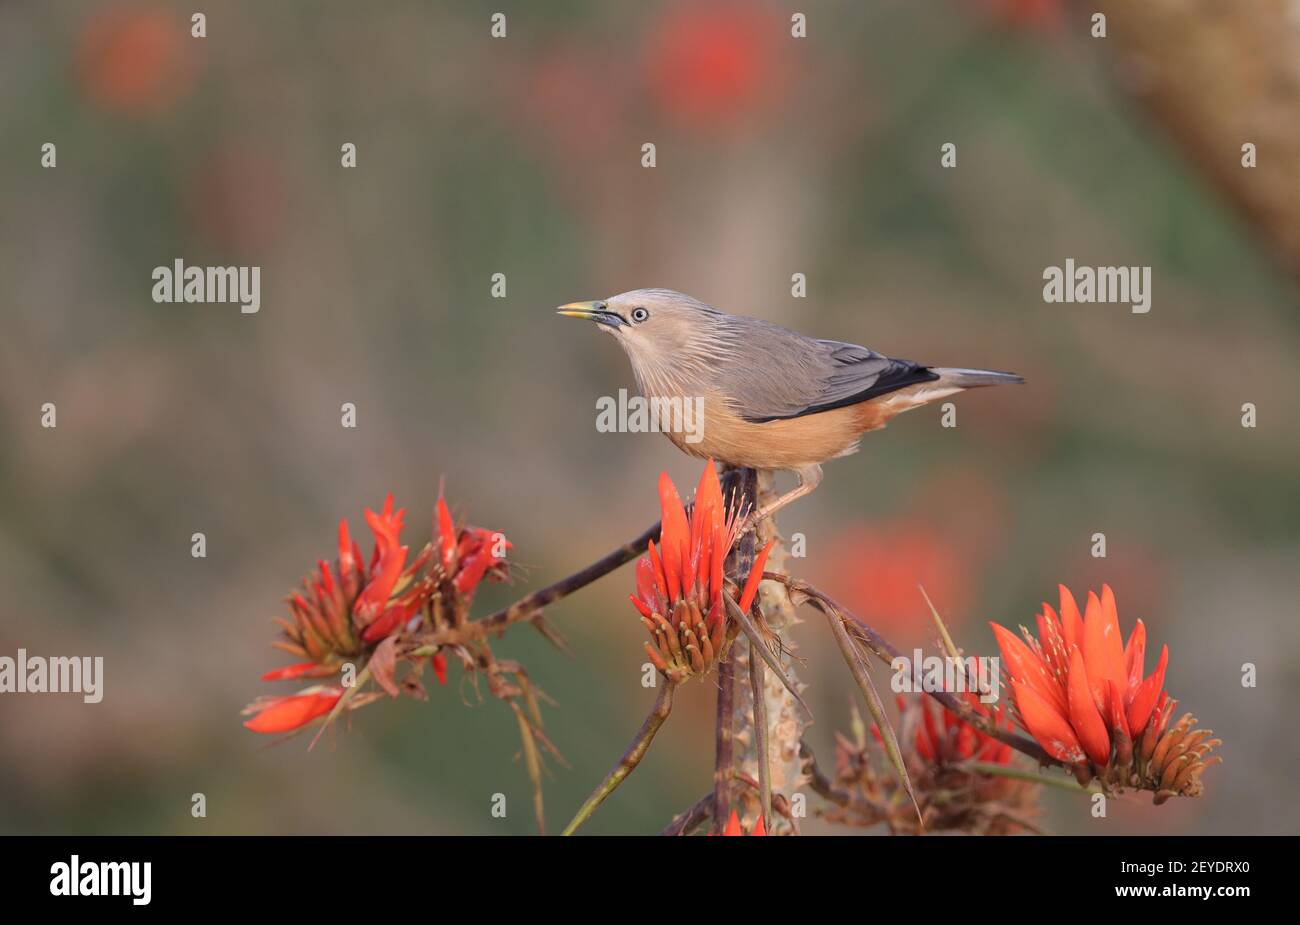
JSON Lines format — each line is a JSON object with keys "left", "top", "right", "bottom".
{"left": 557, "top": 289, "right": 732, "bottom": 395}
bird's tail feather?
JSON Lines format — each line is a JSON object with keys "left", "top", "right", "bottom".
{"left": 931, "top": 367, "right": 1025, "bottom": 389}
{"left": 854, "top": 365, "right": 1023, "bottom": 431}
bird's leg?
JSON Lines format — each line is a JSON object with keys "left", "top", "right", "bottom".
{"left": 739, "top": 464, "right": 822, "bottom": 534}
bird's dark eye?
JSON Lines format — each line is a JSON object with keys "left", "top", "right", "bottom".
{"left": 631, "top": 307, "right": 649, "bottom": 323}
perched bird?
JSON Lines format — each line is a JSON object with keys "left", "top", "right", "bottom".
{"left": 558, "top": 288, "right": 1022, "bottom": 524}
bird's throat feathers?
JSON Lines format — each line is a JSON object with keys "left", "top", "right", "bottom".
{"left": 621, "top": 314, "right": 737, "bottom": 403}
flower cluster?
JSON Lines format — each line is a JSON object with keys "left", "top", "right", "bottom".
{"left": 911, "top": 693, "right": 1013, "bottom": 767}
{"left": 631, "top": 462, "right": 772, "bottom": 683}
{"left": 992, "top": 584, "right": 1220, "bottom": 802}
{"left": 827, "top": 694, "right": 1039, "bottom": 835}
{"left": 243, "top": 492, "right": 509, "bottom": 734}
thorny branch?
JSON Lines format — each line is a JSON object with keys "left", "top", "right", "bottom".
{"left": 403, "top": 519, "right": 662, "bottom": 659}
{"left": 713, "top": 646, "right": 737, "bottom": 833}
{"left": 748, "top": 650, "right": 771, "bottom": 831}
{"left": 714, "top": 464, "right": 753, "bottom": 834}
{"left": 768, "top": 573, "right": 1055, "bottom": 767}
{"left": 479, "top": 520, "right": 661, "bottom": 636}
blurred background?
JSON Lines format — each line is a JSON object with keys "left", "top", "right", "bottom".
{"left": 1, "top": 0, "right": 1297, "bottom": 835}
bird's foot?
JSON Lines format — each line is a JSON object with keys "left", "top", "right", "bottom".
{"left": 735, "top": 464, "right": 823, "bottom": 537}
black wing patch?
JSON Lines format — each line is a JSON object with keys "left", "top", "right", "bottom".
{"left": 744, "top": 341, "right": 938, "bottom": 423}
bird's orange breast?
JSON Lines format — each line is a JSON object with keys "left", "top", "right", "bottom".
{"left": 661, "top": 393, "right": 899, "bottom": 470}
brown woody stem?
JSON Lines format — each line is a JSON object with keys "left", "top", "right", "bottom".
{"left": 480, "top": 520, "right": 661, "bottom": 635}
{"left": 713, "top": 647, "right": 736, "bottom": 833}
{"left": 768, "top": 574, "right": 1054, "bottom": 767}
{"left": 749, "top": 652, "right": 771, "bottom": 830}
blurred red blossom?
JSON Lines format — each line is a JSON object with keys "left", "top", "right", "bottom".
{"left": 971, "top": 0, "right": 1063, "bottom": 30}
{"left": 77, "top": 5, "right": 198, "bottom": 116}
{"left": 814, "top": 520, "right": 972, "bottom": 639}
{"left": 644, "top": 1, "right": 788, "bottom": 133}
{"left": 183, "top": 145, "right": 285, "bottom": 254}
{"left": 521, "top": 44, "right": 625, "bottom": 157}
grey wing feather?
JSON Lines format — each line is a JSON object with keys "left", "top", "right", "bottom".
{"left": 714, "top": 319, "right": 937, "bottom": 423}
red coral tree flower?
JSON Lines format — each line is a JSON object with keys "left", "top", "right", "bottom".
{"left": 829, "top": 694, "right": 1038, "bottom": 835}
{"left": 911, "top": 693, "right": 1013, "bottom": 767}
{"left": 245, "top": 491, "right": 509, "bottom": 727}
{"left": 244, "top": 490, "right": 515, "bottom": 734}
{"left": 243, "top": 495, "right": 436, "bottom": 733}
{"left": 632, "top": 462, "right": 772, "bottom": 683}
{"left": 992, "top": 584, "right": 1220, "bottom": 801}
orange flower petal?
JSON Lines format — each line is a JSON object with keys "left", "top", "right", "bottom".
{"left": 1124, "top": 618, "right": 1146, "bottom": 694}
{"left": 737, "top": 540, "right": 774, "bottom": 612}
{"left": 630, "top": 593, "right": 654, "bottom": 620}
{"left": 681, "top": 531, "right": 699, "bottom": 600}
{"left": 690, "top": 461, "right": 724, "bottom": 595}
{"left": 657, "top": 472, "right": 690, "bottom": 600}
{"left": 1082, "top": 587, "right": 1125, "bottom": 708}
{"left": 1037, "top": 605, "right": 1069, "bottom": 677}
{"left": 243, "top": 688, "right": 342, "bottom": 734}
{"left": 1010, "top": 676, "right": 1085, "bottom": 764}
{"left": 990, "top": 622, "right": 1067, "bottom": 716}
{"left": 337, "top": 518, "right": 358, "bottom": 595}
{"left": 260, "top": 661, "right": 334, "bottom": 681}
{"left": 1067, "top": 648, "right": 1111, "bottom": 766}
{"left": 1058, "top": 584, "right": 1083, "bottom": 648}
{"left": 436, "top": 493, "right": 456, "bottom": 570}
{"left": 1106, "top": 679, "right": 1129, "bottom": 741}
{"left": 634, "top": 556, "right": 659, "bottom": 604}
{"left": 693, "top": 461, "right": 723, "bottom": 535}
{"left": 647, "top": 540, "right": 669, "bottom": 601}
{"left": 1127, "top": 644, "right": 1168, "bottom": 734}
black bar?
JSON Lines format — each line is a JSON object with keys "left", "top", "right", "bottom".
{"left": 0, "top": 834, "right": 1281, "bottom": 910}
